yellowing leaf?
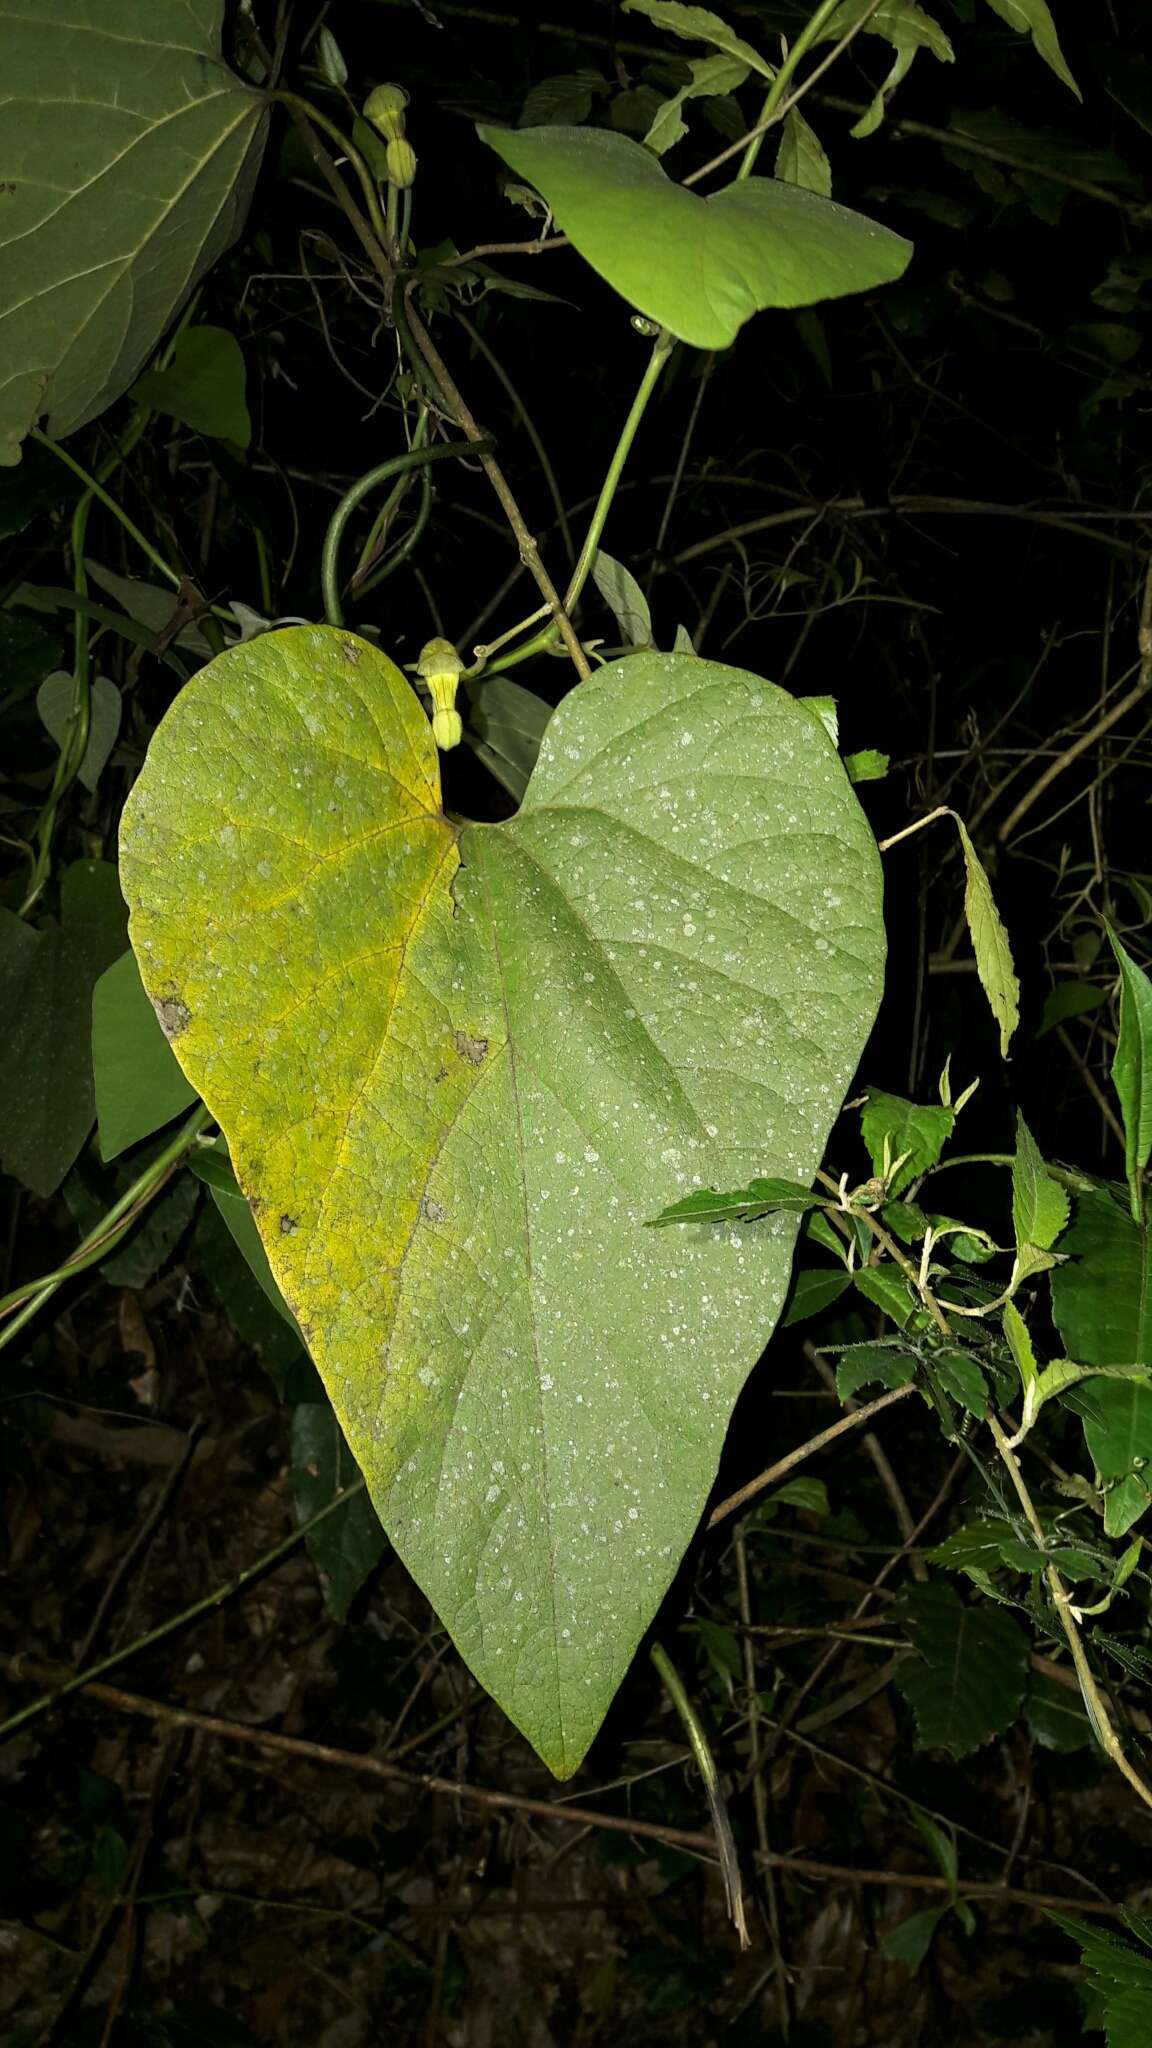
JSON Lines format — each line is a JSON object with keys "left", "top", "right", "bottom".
{"left": 120, "top": 631, "right": 885, "bottom": 1775}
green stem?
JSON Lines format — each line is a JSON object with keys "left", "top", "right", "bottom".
{"left": 738, "top": 0, "right": 847, "bottom": 179}
{"left": 0, "top": 1105, "right": 212, "bottom": 1351}
{"left": 30, "top": 424, "right": 183, "bottom": 590}
{"left": 482, "top": 331, "right": 674, "bottom": 677}
{"left": 354, "top": 409, "right": 430, "bottom": 580}
{"left": 272, "top": 90, "right": 391, "bottom": 251}
{"left": 650, "top": 1640, "right": 748, "bottom": 1946}
{"left": 0, "top": 1474, "right": 367, "bottom": 1745}
{"left": 322, "top": 439, "right": 490, "bottom": 627}
{"left": 352, "top": 466, "right": 434, "bottom": 598}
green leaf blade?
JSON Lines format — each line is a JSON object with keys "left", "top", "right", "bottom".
{"left": 1107, "top": 930, "right": 1152, "bottom": 1221}
{"left": 120, "top": 630, "right": 886, "bottom": 1777}
{"left": 0, "top": 2, "right": 268, "bottom": 462}
{"left": 92, "top": 949, "right": 199, "bottom": 1162}
{"left": 895, "top": 1581, "right": 1028, "bottom": 1755}
{"left": 476, "top": 126, "right": 913, "bottom": 348}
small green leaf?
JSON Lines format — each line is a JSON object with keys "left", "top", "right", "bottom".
{"left": 981, "top": 0, "right": 1080, "bottom": 97}
{"left": 649, "top": 1176, "right": 825, "bottom": 1224}
{"left": 519, "top": 71, "right": 608, "bottom": 128}
{"left": 591, "top": 549, "right": 653, "bottom": 647}
{"left": 476, "top": 125, "right": 913, "bottom": 349}
{"left": 1012, "top": 1112, "right": 1070, "bottom": 1252}
{"left": 880, "top": 1905, "right": 947, "bottom": 1971}
{"left": 953, "top": 816, "right": 1019, "bottom": 1056}
{"left": 895, "top": 1581, "right": 1028, "bottom": 1755}
{"left": 770, "top": 1476, "right": 830, "bottom": 1516}
{"left": 1039, "top": 981, "right": 1109, "bottom": 1036}
{"left": 36, "top": 672, "right": 121, "bottom": 791}
{"left": 621, "top": 0, "right": 774, "bottom": 79}
{"left": 291, "top": 1400, "right": 387, "bottom": 1622}
{"left": 835, "top": 1344, "right": 917, "bottom": 1401}
{"left": 934, "top": 1352, "right": 986, "bottom": 1415}
{"left": 854, "top": 1264, "right": 923, "bottom": 1328}
{"left": 845, "top": 748, "right": 889, "bottom": 783}
{"left": 775, "top": 108, "right": 832, "bottom": 197}
{"left": 92, "top": 950, "right": 199, "bottom": 1162}
{"left": 0, "top": 861, "right": 127, "bottom": 1196}
{"left": 132, "top": 326, "right": 251, "bottom": 447}
{"left": 465, "top": 677, "right": 552, "bottom": 802}
{"left": 782, "top": 1267, "right": 851, "bottom": 1324}
{"left": 1107, "top": 929, "right": 1152, "bottom": 1222}
{"left": 819, "top": 0, "right": 954, "bottom": 138}
{"left": 644, "top": 53, "right": 749, "bottom": 156}
{"left": 861, "top": 1088, "right": 954, "bottom": 1196}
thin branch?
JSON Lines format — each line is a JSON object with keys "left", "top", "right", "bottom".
{"left": 707, "top": 1383, "right": 917, "bottom": 1528}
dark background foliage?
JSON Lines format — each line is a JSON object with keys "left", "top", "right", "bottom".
{"left": 2, "top": 1, "right": 1152, "bottom": 2042}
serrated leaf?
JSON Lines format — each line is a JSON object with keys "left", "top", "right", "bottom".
{"left": 132, "top": 325, "right": 251, "bottom": 447}
{"left": 120, "top": 628, "right": 885, "bottom": 1777}
{"left": 934, "top": 1351, "right": 986, "bottom": 1415}
{"left": 854, "top": 1263, "right": 923, "bottom": 1328}
{"left": 1025, "top": 1672, "right": 1092, "bottom": 1751}
{"left": 770, "top": 1475, "right": 830, "bottom": 1516}
{"left": 1051, "top": 1186, "right": 1152, "bottom": 1367}
{"left": 981, "top": 0, "right": 1080, "bottom": 98}
{"left": 476, "top": 126, "right": 913, "bottom": 350}
{"left": 953, "top": 816, "right": 1019, "bottom": 1056}
{"left": 1012, "top": 1112, "right": 1070, "bottom": 1253}
{"left": 36, "top": 672, "right": 121, "bottom": 792}
{"left": 1106, "top": 930, "right": 1152, "bottom": 1222}
{"left": 1048, "top": 1915, "right": 1152, "bottom": 2048}
{"left": 846, "top": 749, "right": 889, "bottom": 783}
{"left": 775, "top": 109, "right": 832, "bottom": 197}
{"left": 591, "top": 549, "right": 653, "bottom": 647}
{"left": 895, "top": 1581, "right": 1028, "bottom": 1755}
{"left": 465, "top": 677, "right": 553, "bottom": 802}
{"left": 621, "top": 0, "right": 774, "bottom": 79}
{"left": 860, "top": 1088, "right": 954, "bottom": 1196}
{"left": 835, "top": 1345, "right": 917, "bottom": 1401}
{"left": 0, "top": 0, "right": 268, "bottom": 463}
{"left": 1080, "top": 1380, "right": 1152, "bottom": 1539}
{"left": 0, "top": 861, "right": 126, "bottom": 1196}
{"left": 291, "top": 1400, "right": 387, "bottom": 1621}
{"left": 650, "top": 1176, "right": 825, "bottom": 1225}
{"left": 92, "top": 950, "right": 199, "bottom": 1161}
{"left": 644, "top": 53, "right": 749, "bottom": 156}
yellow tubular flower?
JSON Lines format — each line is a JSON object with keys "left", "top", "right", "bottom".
{"left": 416, "top": 638, "right": 464, "bottom": 752}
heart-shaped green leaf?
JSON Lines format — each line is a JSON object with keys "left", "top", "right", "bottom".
{"left": 476, "top": 126, "right": 912, "bottom": 347}
{"left": 0, "top": 0, "right": 267, "bottom": 462}
{"left": 120, "top": 630, "right": 885, "bottom": 1774}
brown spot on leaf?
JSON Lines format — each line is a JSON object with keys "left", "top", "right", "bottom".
{"left": 279, "top": 1214, "right": 299, "bottom": 1235}
{"left": 340, "top": 640, "right": 362, "bottom": 665}
{"left": 422, "top": 1196, "right": 447, "bottom": 1224}
{"left": 453, "top": 1029, "right": 488, "bottom": 1066}
{"left": 152, "top": 995, "right": 191, "bottom": 1041}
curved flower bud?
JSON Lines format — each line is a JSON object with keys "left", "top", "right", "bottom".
{"left": 363, "top": 82, "right": 409, "bottom": 141}
{"left": 417, "top": 638, "right": 465, "bottom": 752}
{"left": 385, "top": 137, "right": 417, "bottom": 189}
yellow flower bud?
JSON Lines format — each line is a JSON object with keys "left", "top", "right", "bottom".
{"left": 432, "top": 707, "right": 463, "bottom": 751}
{"left": 416, "top": 639, "right": 464, "bottom": 750}
{"left": 363, "top": 83, "right": 409, "bottom": 140}
{"left": 385, "top": 137, "right": 417, "bottom": 189}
